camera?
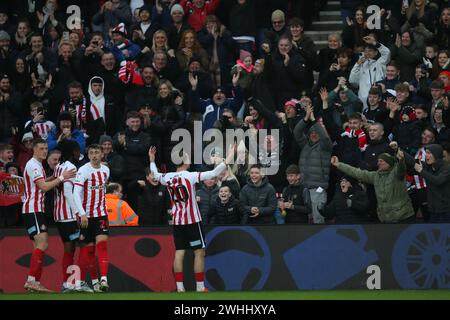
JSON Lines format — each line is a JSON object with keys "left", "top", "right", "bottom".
{"left": 220, "top": 114, "right": 231, "bottom": 128}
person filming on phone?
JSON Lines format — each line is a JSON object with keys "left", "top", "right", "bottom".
{"left": 349, "top": 34, "right": 391, "bottom": 111}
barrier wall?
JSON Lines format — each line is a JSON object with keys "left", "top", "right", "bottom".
{"left": 1, "top": 224, "right": 449, "bottom": 293}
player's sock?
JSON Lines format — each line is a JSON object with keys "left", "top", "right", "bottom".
{"left": 87, "top": 246, "right": 98, "bottom": 282}
{"left": 175, "top": 272, "right": 184, "bottom": 291}
{"left": 92, "top": 279, "right": 99, "bottom": 286}
{"left": 78, "top": 246, "right": 90, "bottom": 284}
{"left": 62, "top": 251, "right": 74, "bottom": 283}
{"left": 101, "top": 276, "right": 108, "bottom": 282}
{"left": 29, "top": 248, "right": 45, "bottom": 282}
{"left": 96, "top": 241, "right": 108, "bottom": 278}
{"left": 195, "top": 272, "right": 205, "bottom": 291}
{"left": 27, "top": 276, "right": 36, "bottom": 282}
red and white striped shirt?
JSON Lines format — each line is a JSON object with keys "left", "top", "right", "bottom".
{"left": 53, "top": 161, "right": 78, "bottom": 222}
{"left": 22, "top": 158, "right": 46, "bottom": 214}
{"left": 25, "top": 120, "right": 56, "bottom": 140}
{"left": 159, "top": 170, "right": 203, "bottom": 225}
{"left": 414, "top": 148, "right": 427, "bottom": 189}
{"left": 74, "top": 163, "right": 110, "bottom": 218}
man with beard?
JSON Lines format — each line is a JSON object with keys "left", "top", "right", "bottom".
{"left": 60, "top": 81, "right": 105, "bottom": 146}
{"left": 125, "top": 65, "right": 158, "bottom": 113}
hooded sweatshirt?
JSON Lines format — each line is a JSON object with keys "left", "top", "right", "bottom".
{"left": 88, "top": 76, "right": 105, "bottom": 120}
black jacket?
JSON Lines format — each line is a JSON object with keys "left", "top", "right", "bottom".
{"left": 208, "top": 196, "right": 248, "bottom": 225}
{"left": 196, "top": 184, "right": 219, "bottom": 223}
{"left": 113, "top": 128, "right": 151, "bottom": 180}
{"left": 129, "top": 181, "right": 169, "bottom": 226}
{"left": 323, "top": 185, "right": 370, "bottom": 224}
{"left": 360, "top": 137, "right": 390, "bottom": 171}
{"left": 281, "top": 182, "right": 309, "bottom": 224}
{"left": 239, "top": 176, "right": 277, "bottom": 224}
{"left": 105, "top": 152, "right": 125, "bottom": 183}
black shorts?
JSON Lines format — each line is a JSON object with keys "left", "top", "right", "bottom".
{"left": 79, "top": 216, "right": 109, "bottom": 244}
{"left": 24, "top": 212, "right": 48, "bottom": 240}
{"left": 56, "top": 221, "right": 80, "bottom": 243}
{"left": 173, "top": 222, "right": 206, "bottom": 251}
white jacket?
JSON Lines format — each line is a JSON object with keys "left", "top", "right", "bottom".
{"left": 349, "top": 43, "right": 390, "bottom": 110}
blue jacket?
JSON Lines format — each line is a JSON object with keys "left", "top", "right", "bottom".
{"left": 47, "top": 128, "right": 86, "bottom": 155}
{"left": 189, "top": 86, "right": 244, "bottom": 132}
{"left": 110, "top": 40, "right": 141, "bottom": 63}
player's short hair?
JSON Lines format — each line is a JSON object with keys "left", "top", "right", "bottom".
{"left": 87, "top": 144, "right": 102, "bottom": 152}
{"left": 285, "top": 164, "right": 300, "bottom": 175}
{"left": 106, "top": 183, "right": 121, "bottom": 194}
{"left": 32, "top": 137, "right": 47, "bottom": 148}
{"left": 249, "top": 164, "right": 261, "bottom": 171}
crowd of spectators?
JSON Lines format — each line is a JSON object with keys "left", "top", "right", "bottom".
{"left": 1, "top": 0, "right": 450, "bottom": 227}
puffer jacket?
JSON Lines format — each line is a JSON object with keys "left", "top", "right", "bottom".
{"left": 208, "top": 196, "right": 248, "bottom": 225}
{"left": 294, "top": 120, "right": 333, "bottom": 189}
{"left": 337, "top": 159, "right": 415, "bottom": 222}
{"left": 196, "top": 184, "right": 219, "bottom": 223}
{"left": 239, "top": 176, "right": 277, "bottom": 224}
{"left": 349, "top": 42, "right": 390, "bottom": 109}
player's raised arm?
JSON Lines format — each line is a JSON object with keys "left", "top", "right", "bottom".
{"left": 199, "top": 144, "right": 236, "bottom": 181}
{"left": 148, "top": 146, "right": 166, "bottom": 185}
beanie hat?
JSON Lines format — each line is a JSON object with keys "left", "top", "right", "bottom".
{"left": 99, "top": 135, "right": 113, "bottom": 145}
{"left": 378, "top": 153, "right": 395, "bottom": 167}
{"left": 170, "top": 4, "right": 184, "bottom": 15}
{"left": 439, "top": 71, "right": 450, "bottom": 79}
{"left": 112, "top": 23, "right": 127, "bottom": 37}
{"left": 340, "top": 174, "right": 357, "bottom": 186}
{"left": 284, "top": 99, "right": 299, "bottom": 111}
{"left": 239, "top": 50, "right": 252, "bottom": 62}
{"left": 400, "top": 106, "right": 417, "bottom": 122}
{"left": 426, "top": 144, "right": 443, "bottom": 161}
{"left": 22, "top": 132, "right": 34, "bottom": 142}
{"left": 271, "top": 10, "right": 285, "bottom": 22}
{"left": 188, "top": 55, "right": 202, "bottom": 66}
{"left": 0, "top": 30, "right": 10, "bottom": 42}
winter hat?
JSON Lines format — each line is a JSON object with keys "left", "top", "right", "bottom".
{"left": 284, "top": 99, "right": 299, "bottom": 112}
{"left": 99, "top": 135, "right": 113, "bottom": 145}
{"left": 271, "top": 10, "right": 285, "bottom": 22}
{"left": 340, "top": 174, "right": 357, "bottom": 186}
{"left": 170, "top": 4, "right": 184, "bottom": 15}
{"left": 400, "top": 106, "right": 417, "bottom": 122}
{"left": 0, "top": 30, "right": 10, "bottom": 42}
{"left": 426, "top": 144, "right": 444, "bottom": 161}
{"left": 21, "top": 132, "right": 34, "bottom": 142}
{"left": 188, "top": 55, "right": 202, "bottom": 66}
{"left": 439, "top": 71, "right": 450, "bottom": 80}
{"left": 112, "top": 23, "right": 127, "bottom": 37}
{"left": 239, "top": 50, "right": 252, "bottom": 62}
{"left": 378, "top": 153, "right": 395, "bottom": 167}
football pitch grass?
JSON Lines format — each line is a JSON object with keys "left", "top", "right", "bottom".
{"left": 1, "top": 290, "right": 450, "bottom": 300}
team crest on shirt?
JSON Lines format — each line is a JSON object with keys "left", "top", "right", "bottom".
{"left": 41, "top": 224, "right": 47, "bottom": 231}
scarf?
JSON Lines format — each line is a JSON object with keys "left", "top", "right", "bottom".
{"left": 341, "top": 128, "right": 368, "bottom": 151}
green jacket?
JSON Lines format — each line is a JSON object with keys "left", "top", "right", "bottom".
{"left": 337, "top": 160, "right": 414, "bottom": 223}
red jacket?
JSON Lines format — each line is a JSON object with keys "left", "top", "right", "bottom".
{"left": 180, "top": 0, "right": 221, "bottom": 32}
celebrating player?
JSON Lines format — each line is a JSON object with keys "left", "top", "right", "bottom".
{"left": 53, "top": 140, "right": 86, "bottom": 292}
{"left": 148, "top": 145, "right": 235, "bottom": 292}
{"left": 73, "top": 144, "right": 110, "bottom": 293}
{"left": 23, "top": 138, "right": 76, "bottom": 292}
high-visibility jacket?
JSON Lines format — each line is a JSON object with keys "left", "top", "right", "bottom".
{"left": 106, "top": 194, "right": 139, "bottom": 226}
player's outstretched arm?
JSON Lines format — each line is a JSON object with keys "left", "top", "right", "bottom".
{"left": 36, "top": 169, "right": 76, "bottom": 192}
{"left": 148, "top": 146, "right": 166, "bottom": 185}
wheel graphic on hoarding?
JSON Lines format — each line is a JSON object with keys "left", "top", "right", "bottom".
{"left": 205, "top": 227, "right": 271, "bottom": 291}
{"left": 392, "top": 224, "right": 450, "bottom": 289}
